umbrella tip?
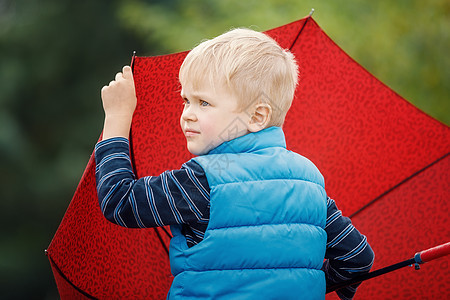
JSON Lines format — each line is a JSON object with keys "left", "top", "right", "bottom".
{"left": 131, "top": 51, "right": 137, "bottom": 71}
{"left": 309, "top": 8, "right": 315, "bottom": 17}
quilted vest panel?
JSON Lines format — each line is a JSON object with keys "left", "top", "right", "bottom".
{"left": 168, "top": 127, "right": 327, "bottom": 299}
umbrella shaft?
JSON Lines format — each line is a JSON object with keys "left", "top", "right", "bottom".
{"left": 326, "top": 257, "right": 416, "bottom": 293}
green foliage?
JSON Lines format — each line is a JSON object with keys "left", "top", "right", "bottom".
{"left": 0, "top": 0, "right": 448, "bottom": 298}
{"left": 0, "top": 0, "right": 145, "bottom": 298}
{"left": 118, "top": 0, "right": 449, "bottom": 125}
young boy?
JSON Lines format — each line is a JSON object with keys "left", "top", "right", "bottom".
{"left": 96, "top": 28, "right": 374, "bottom": 299}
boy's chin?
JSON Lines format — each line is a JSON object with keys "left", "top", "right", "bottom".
{"left": 187, "top": 144, "right": 209, "bottom": 156}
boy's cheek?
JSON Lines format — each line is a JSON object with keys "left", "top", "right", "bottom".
{"left": 179, "top": 118, "right": 184, "bottom": 132}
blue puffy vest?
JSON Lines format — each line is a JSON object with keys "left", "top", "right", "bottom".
{"left": 168, "top": 127, "right": 327, "bottom": 299}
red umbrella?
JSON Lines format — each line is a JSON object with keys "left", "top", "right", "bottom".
{"left": 46, "top": 15, "right": 450, "bottom": 299}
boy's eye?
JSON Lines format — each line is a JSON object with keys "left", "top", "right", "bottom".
{"left": 183, "top": 98, "right": 190, "bottom": 105}
{"left": 200, "top": 100, "right": 210, "bottom": 107}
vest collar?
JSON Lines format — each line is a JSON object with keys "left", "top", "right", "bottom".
{"left": 208, "top": 126, "right": 286, "bottom": 155}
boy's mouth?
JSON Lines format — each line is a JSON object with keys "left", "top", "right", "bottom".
{"left": 184, "top": 128, "right": 200, "bottom": 137}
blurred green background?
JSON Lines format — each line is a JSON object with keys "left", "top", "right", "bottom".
{"left": 0, "top": 0, "right": 448, "bottom": 298}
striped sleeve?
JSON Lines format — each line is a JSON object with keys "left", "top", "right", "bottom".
{"left": 324, "top": 197, "right": 375, "bottom": 300}
{"left": 94, "top": 137, "right": 210, "bottom": 234}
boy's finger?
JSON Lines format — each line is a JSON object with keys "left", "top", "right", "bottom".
{"left": 122, "top": 66, "right": 133, "bottom": 79}
{"left": 115, "top": 72, "right": 123, "bottom": 81}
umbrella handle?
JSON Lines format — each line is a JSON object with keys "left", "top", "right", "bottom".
{"left": 415, "top": 241, "right": 450, "bottom": 264}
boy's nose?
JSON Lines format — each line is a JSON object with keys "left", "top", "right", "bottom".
{"left": 181, "top": 106, "right": 198, "bottom": 122}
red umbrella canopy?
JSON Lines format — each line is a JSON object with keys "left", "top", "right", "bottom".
{"left": 47, "top": 16, "right": 450, "bottom": 299}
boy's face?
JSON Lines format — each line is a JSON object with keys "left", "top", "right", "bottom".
{"left": 180, "top": 81, "right": 251, "bottom": 155}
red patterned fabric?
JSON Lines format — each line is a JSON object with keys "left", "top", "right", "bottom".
{"left": 47, "top": 16, "right": 450, "bottom": 299}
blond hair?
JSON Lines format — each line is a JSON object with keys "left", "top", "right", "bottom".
{"left": 179, "top": 28, "right": 299, "bottom": 126}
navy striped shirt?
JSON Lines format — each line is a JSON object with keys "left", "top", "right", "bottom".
{"left": 95, "top": 137, "right": 374, "bottom": 300}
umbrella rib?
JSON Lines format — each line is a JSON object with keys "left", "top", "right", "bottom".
{"left": 46, "top": 251, "right": 98, "bottom": 299}
{"left": 288, "top": 13, "right": 313, "bottom": 50}
{"left": 160, "top": 226, "right": 173, "bottom": 239}
{"left": 350, "top": 152, "right": 449, "bottom": 218}
{"left": 154, "top": 227, "right": 170, "bottom": 256}
{"left": 129, "top": 52, "right": 139, "bottom": 177}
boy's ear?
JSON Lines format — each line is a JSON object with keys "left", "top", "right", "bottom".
{"left": 248, "top": 103, "right": 272, "bottom": 132}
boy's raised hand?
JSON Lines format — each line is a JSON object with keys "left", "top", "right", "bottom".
{"left": 101, "top": 66, "right": 137, "bottom": 140}
{"left": 101, "top": 66, "right": 136, "bottom": 118}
